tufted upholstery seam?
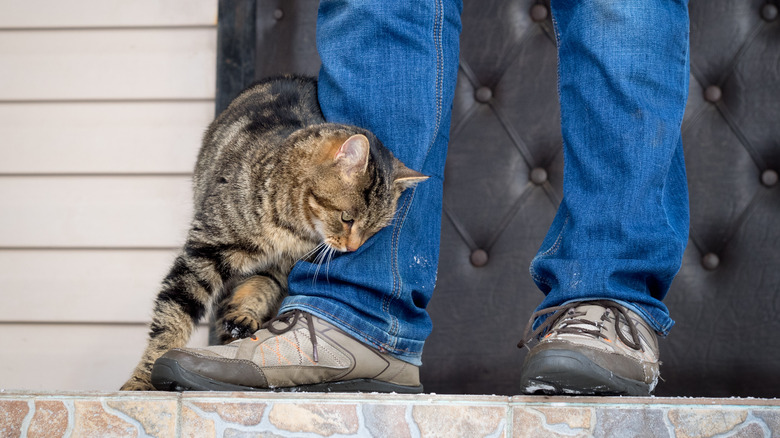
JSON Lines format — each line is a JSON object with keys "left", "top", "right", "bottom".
{"left": 716, "top": 101, "right": 767, "bottom": 170}
{"left": 484, "top": 182, "right": 538, "bottom": 250}
{"left": 443, "top": 204, "right": 478, "bottom": 251}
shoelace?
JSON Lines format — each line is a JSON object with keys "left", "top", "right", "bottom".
{"left": 517, "top": 300, "right": 642, "bottom": 351}
{"left": 259, "top": 309, "right": 319, "bottom": 363}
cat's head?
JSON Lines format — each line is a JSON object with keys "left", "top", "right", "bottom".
{"left": 302, "top": 127, "right": 428, "bottom": 252}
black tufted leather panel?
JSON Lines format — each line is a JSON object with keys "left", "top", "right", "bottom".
{"left": 217, "top": 0, "right": 780, "bottom": 397}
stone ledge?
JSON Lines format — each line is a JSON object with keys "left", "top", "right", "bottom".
{"left": 1, "top": 391, "right": 778, "bottom": 437}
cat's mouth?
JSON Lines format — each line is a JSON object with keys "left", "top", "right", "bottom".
{"left": 323, "top": 236, "right": 363, "bottom": 253}
{"left": 333, "top": 235, "right": 367, "bottom": 253}
{"left": 325, "top": 241, "right": 350, "bottom": 253}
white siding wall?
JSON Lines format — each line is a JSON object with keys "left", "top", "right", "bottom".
{"left": 0, "top": 0, "right": 218, "bottom": 391}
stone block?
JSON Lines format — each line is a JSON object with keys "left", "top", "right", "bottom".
{"left": 106, "top": 399, "right": 178, "bottom": 437}
{"left": 593, "top": 407, "right": 670, "bottom": 438}
{"left": 513, "top": 406, "right": 592, "bottom": 438}
{"left": 27, "top": 400, "right": 69, "bottom": 438}
{"left": 189, "top": 401, "right": 267, "bottom": 426}
{"left": 268, "top": 403, "right": 359, "bottom": 436}
{"left": 412, "top": 404, "right": 506, "bottom": 437}
{"left": 754, "top": 409, "right": 780, "bottom": 435}
{"left": 667, "top": 408, "right": 749, "bottom": 438}
{"left": 181, "top": 403, "right": 218, "bottom": 438}
{"left": 71, "top": 400, "right": 137, "bottom": 437}
{"left": 362, "top": 404, "right": 412, "bottom": 438}
{"left": 0, "top": 400, "right": 29, "bottom": 438}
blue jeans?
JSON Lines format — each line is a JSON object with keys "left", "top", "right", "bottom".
{"left": 281, "top": 0, "right": 690, "bottom": 365}
{"left": 530, "top": 0, "right": 690, "bottom": 334}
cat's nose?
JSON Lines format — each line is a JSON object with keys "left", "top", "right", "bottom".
{"left": 345, "top": 233, "right": 363, "bottom": 252}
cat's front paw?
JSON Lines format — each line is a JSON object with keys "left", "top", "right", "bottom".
{"left": 120, "top": 376, "right": 155, "bottom": 391}
{"left": 223, "top": 313, "right": 261, "bottom": 340}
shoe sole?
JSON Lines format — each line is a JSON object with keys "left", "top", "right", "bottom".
{"left": 519, "top": 349, "right": 652, "bottom": 396}
{"left": 151, "top": 357, "right": 424, "bottom": 394}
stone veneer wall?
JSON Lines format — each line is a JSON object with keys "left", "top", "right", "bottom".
{"left": 1, "top": 392, "right": 779, "bottom": 437}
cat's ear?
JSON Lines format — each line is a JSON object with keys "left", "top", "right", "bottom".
{"left": 334, "top": 134, "right": 370, "bottom": 179}
{"left": 394, "top": 159, "right": 429, "bottom": 190}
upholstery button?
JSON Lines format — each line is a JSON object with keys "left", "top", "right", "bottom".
{"left": 470, "top": 249, "right": 489, "bottom": 267}
{"left": 761, "top": 169, "right": 778, "bottom": 187}
{"left": 704, "top": 85, "right": 722, "bottom": 103}
{"left": 273, "top": 9, "right": 284, "bottom": 20}
{"left": 762, "top": 3, "right": 778, "bottom": 21}
{"left": 530, "top": 167, "right": 548, "bottom": 185}
{"left": 475, "top": 86, "right": 492, "bottom": 103}
{"left": 702, "top": 253, "right": 720, "bottom": 271}
{"left": 530, "top": 4, "right": 549, "bottom": 22}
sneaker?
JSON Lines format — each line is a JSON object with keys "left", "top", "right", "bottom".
{"left": 150, "top": 310, "right": 423, "bottom": 393}
{"left": 518, "top": 300, "right": 660, "bottom": 396}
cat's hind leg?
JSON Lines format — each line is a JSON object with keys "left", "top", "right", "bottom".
{"left": 120, "top": 252, "right": 219, "bottom": 391}
{"left": 215, "top": 273, "right": 286, "bottom": 343}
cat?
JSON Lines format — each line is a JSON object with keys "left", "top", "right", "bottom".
{"left": 120, "top": 75, "right": 428, "bottom": 391}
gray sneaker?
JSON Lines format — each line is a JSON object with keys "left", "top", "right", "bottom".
{"left": 518, "top": 300, "right": 660, "bottom": 396}
{"left": 151, "top": 310, "right": 422, "bottom": 393}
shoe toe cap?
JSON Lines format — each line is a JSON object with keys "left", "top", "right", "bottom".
{"left": 529, "top": 340, "right": 658, "bottom": 385}
{"left": 161, "top": 348, "right": 269, "bottom": 388}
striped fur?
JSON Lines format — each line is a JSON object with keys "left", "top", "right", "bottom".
{"left": 120, "top": 76, "right": 427, "bottom": 391}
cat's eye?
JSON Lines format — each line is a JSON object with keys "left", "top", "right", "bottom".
{"left": 341, "top": 211, "right": 354, "bottom": 224}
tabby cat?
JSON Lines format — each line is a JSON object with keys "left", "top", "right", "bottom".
{"left": 121, "top": 76, "right": 427, "bottom": 391}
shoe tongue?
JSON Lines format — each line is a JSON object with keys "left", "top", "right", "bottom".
{"left": 572, "top": 304, "right": 609, "bottom": 322}
{"left": 582, "top": 304, "right": 640, "bottom": 346}
{"left": 560, "top": 305, "right": 617, "bottom": 336}
{"left": 550, "top": 305, "right": 599, "bottom": 335}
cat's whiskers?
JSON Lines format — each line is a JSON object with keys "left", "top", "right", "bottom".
{"left": 311, "top": 244, "right": 332, "bottom": 285}
{"left": 325, "top": 247, "right": 335, "bottom": 283}
{"left": 298, "top": 242, "right": 326, "bottom": 264}
{"left": 310, "top": 244, "right": 342, "bottom": 286}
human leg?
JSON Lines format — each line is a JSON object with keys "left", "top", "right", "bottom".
{"left": 520, "top": 0, "right": 690, "bottom": 395}
{"left": 149, "top": 0, "right": 463, "bottom": 392}
{"left": 281, "top": 0, "right": 463, "bottom": 366}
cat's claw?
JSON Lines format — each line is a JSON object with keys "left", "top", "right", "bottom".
{"left": 223, "top": 314, "right": 260, "bottom": 340}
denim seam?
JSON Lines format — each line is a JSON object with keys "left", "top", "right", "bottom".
{"left": 385, "top": 187, "right": 417, "bottom": 337}
{"left": 422, "top": 0, "right": 445, "bottom": 163}
{"left": 538, "top": 213, "right": 569, "bottom": 258}
{"left": 635, "top": 303, "right": 669, "bottom": 333}
{"left": 530, "top": 213, "right": 568, "bottom": 286}
{"left": 383, "top": 0, "right": 445, "bottom": 351}
{"left": 531, "top": 10, "right": 566, "bottom": 292}
{"left": 530, "top": 270, "right": 552, "bottom": 287}
{"left": 385, "top": 190, "right": 414, "bottom": 343}
{"left": 551, "top": 11, "right": 562, "bottom": 114}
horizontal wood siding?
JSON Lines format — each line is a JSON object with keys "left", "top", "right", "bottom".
{"left": 0, "top": 324, "right": 210, "bottom": 391}
{"left": 0, "top": 0, "right": 219, "bottom": 391}
{"left": 0, "top": 102, "right": 209, "bottom": 174}
{"left": 0, "top": 0, "right": 217, "bottom": 28}
{"left": 0, "top": 29, "right": 216, "bottom": 100}
{"left": 0, "top": 176, "right": 192, "bottom": 247}
{"left": 0, "top": 249, "right": 178, "bottom": 323}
